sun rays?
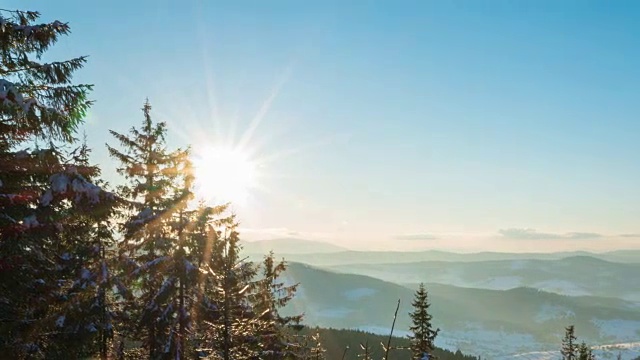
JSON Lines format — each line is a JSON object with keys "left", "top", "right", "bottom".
{"left": 145, "top": 32, "right": 347, "bottom": 213}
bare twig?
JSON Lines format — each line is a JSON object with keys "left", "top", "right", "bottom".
{"left": 383, "top": 298, "right": 401, "bottom": 360}
{"left": 341, "top": 346, "right": 349, "bottom": 360}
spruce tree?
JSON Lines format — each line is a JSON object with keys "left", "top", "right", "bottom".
{"left": 182, "top": 202, "right": 227, "bottom": 357}
{"left": 408, "top": 283, "right": 440, "bottom": 360}
{"left": 577, "top": 342, "right": 594, "bottom": 360}
{"left": 0, "top": 8, "right": 115, "bottom": 358}
{"left": 199, "top": 221, "right": 262, "bottom": 360}
{"left": 0, "top": 9, "right": 91, "bottom": 145}
{"left": 252, "top": 251, "right": 304, "bottom": 359}
{"left": 107, "top": 100, "right": 194, "bottom": 359}
{"left": 561, "top": 325, "right": 578, "bottom": 360}
{"left": 43, "top": 140, "right": 119, "bottom": 360}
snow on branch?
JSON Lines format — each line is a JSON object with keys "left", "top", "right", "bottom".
{"left": 40, "top": 166, "right": 115, "bottom": 206}
{"left": 131, "top": 256, "right": 169, "bottom": 276}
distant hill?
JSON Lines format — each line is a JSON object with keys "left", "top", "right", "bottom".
{"left": 241, "top": 238, "right": 347, "bottom": 255}
{"left": 247, "top": 249, "right": 640, "bottom": 266}
{"left": 600, "top": 249, "right": 640, "bottom": 263}
{"left": 280, "top": 262, "right": 640, "bottom": 359}
{"left": 328, "top": 255, "right": 640, "bottom": 301}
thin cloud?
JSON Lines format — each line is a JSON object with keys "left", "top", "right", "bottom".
{"left": 240, "top": 227, "right": 331, "bottom": 241}
{"left": 619, "top": 233, "right": 640, "bottom": 238}
{"left": 393, "top": 233, "right": 438, "bottom": 241}
{"left": 565, "top": 232, "right": 603, "bottom": 239}
{"left": 499, "top": 228, "right": 603, "bottom": 240}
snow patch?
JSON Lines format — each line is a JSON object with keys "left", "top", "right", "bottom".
{"left": 55, "top": 315, "right": 65, "bottom": 328}
{"left": 317, "top": 307, "right": 354, "bottom": 318}
{"left": 80, "top": 268, "right": 91, "bottom": 280}
{"left": 50, "top": 173, "right": 69, "bottom": 193}
{"left": 101, "top": 261, "right": 108, "bottom": 284}
{"left": 133, "top": 256, "right": 169, "bottom": 276}
{"left": 129, "top": 207, "right": 156, "bottom": 226}
{"left": 435, "top": 323, "right": 538, "bottom": 358}
{"left": 22, "top": 215, "right": 39, "bottom": 228}
{"left": 591, "top": 319, "right": 640, "bottom": 341}
{"left": 478, "top": 276, "right": 522, "bottom": 290}
{"left": 184, "top": 259, "right": 197, "bottom": 274}
{"left": 534, "top": 304, "right": 575, "bottom": 323}
{"left": 532, "top": 279, "right": 591, "bottom": 296}
{"left": 42, "top": 170, "right": 113, "bottom": 206}
{"left": 621, "top": 292, "right": 640, "bottom": 303}
{"left": 510, "top": 260, "right": 531, "bottom": 270}
{"left": 504, "top": 342, "right": 640, "bottom": 360}
{"left": 343, "top": 287, "right": 377, "bottom": 300}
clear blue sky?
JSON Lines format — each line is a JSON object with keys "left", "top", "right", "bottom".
{"left": 9, "top": 0, "right": 640, "bottom": 251}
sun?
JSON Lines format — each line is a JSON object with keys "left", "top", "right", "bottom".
{"left": 192, "top": 146, "right": 257, "bottom": 206}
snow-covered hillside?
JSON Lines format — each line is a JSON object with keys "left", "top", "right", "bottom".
{"left": 499, "top": 342, "right": 640, "bottom": 360}
{"left": 281, "top": 262, "right": 640, "bottom": 359}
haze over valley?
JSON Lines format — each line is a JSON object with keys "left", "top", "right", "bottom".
{"left": 243, "top": 239, "right": 640, "bottom": 359}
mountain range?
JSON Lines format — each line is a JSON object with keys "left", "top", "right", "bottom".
{"left": 279, "top": 261, "right": 640, "bottom": 359}
{"left": 328, "top": 256, "right": 640, "bottom": 301}
{"left": 242, "top": 238, "right": 640, "bottom": 358}
{"left": 242, "top": 238, "right": 640, "bottom": 264}
{"left": 241, "top": 238, "right": 347, "bottom": 255}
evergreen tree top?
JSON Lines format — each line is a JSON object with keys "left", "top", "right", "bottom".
{"left": 409, "top": 283, "right": 439, "bottom": 360}
{"left": 0, "top": 8, "right": 92, "bottom": 145}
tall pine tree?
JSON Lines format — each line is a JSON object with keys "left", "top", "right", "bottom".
{"left": 182, "top": 202, "right": 227, "bottom": 357}
{"left": 43, "top": 140, "right": 119, "bottom": 360}
{"left": 107, "top": 100, "right": 194, "bottom": 359}
{"left": 199, "top": 220, "right": 263, "bottom": 360}
{"left": 561, "top": 325, "right": 578, "bottom": 360}
{"left": 0, "top": 8, "right": 116, "bottom": 358}
{"left": 408, "top": 283, "right": 440, "bottom": 360}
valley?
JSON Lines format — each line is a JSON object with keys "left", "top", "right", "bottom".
{"left": 243, "top": 239, "right": 640, "bottom": 359}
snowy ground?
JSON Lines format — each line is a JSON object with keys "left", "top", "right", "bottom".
{"left": 591, "top": 319, "right": 640, "bottom": 341}
{"left": 534, "top": 304, "right": 575, "bottom": 323}
{"left": 499, "top": 342, "right": 640, "bottom": 360}
{"left": 476, "top": 276, "right": 523, "bottom": 289}
{"left": 343, "top": 287, "right": 377, "bottom": 300}
{"left": 531, "top": 279, "right": 592, "bottom": 296}
{"left": 435, "top": 323, "right": 539, "bottom": 358}
{"left": 348, "top": 321, "right": 640, "bottom": 359}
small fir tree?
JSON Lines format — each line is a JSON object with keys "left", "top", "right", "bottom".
{"left": 577, "top": 342, "right": 595, "bottom": 360}
{"left": 252, "top": 251, "right": 304, "bottom": 359}
{"left": 561, "top": 325, "right": 578, "bottom": 360}
{"left": 408, "top": 283, "right": 440, "bottom": 360}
